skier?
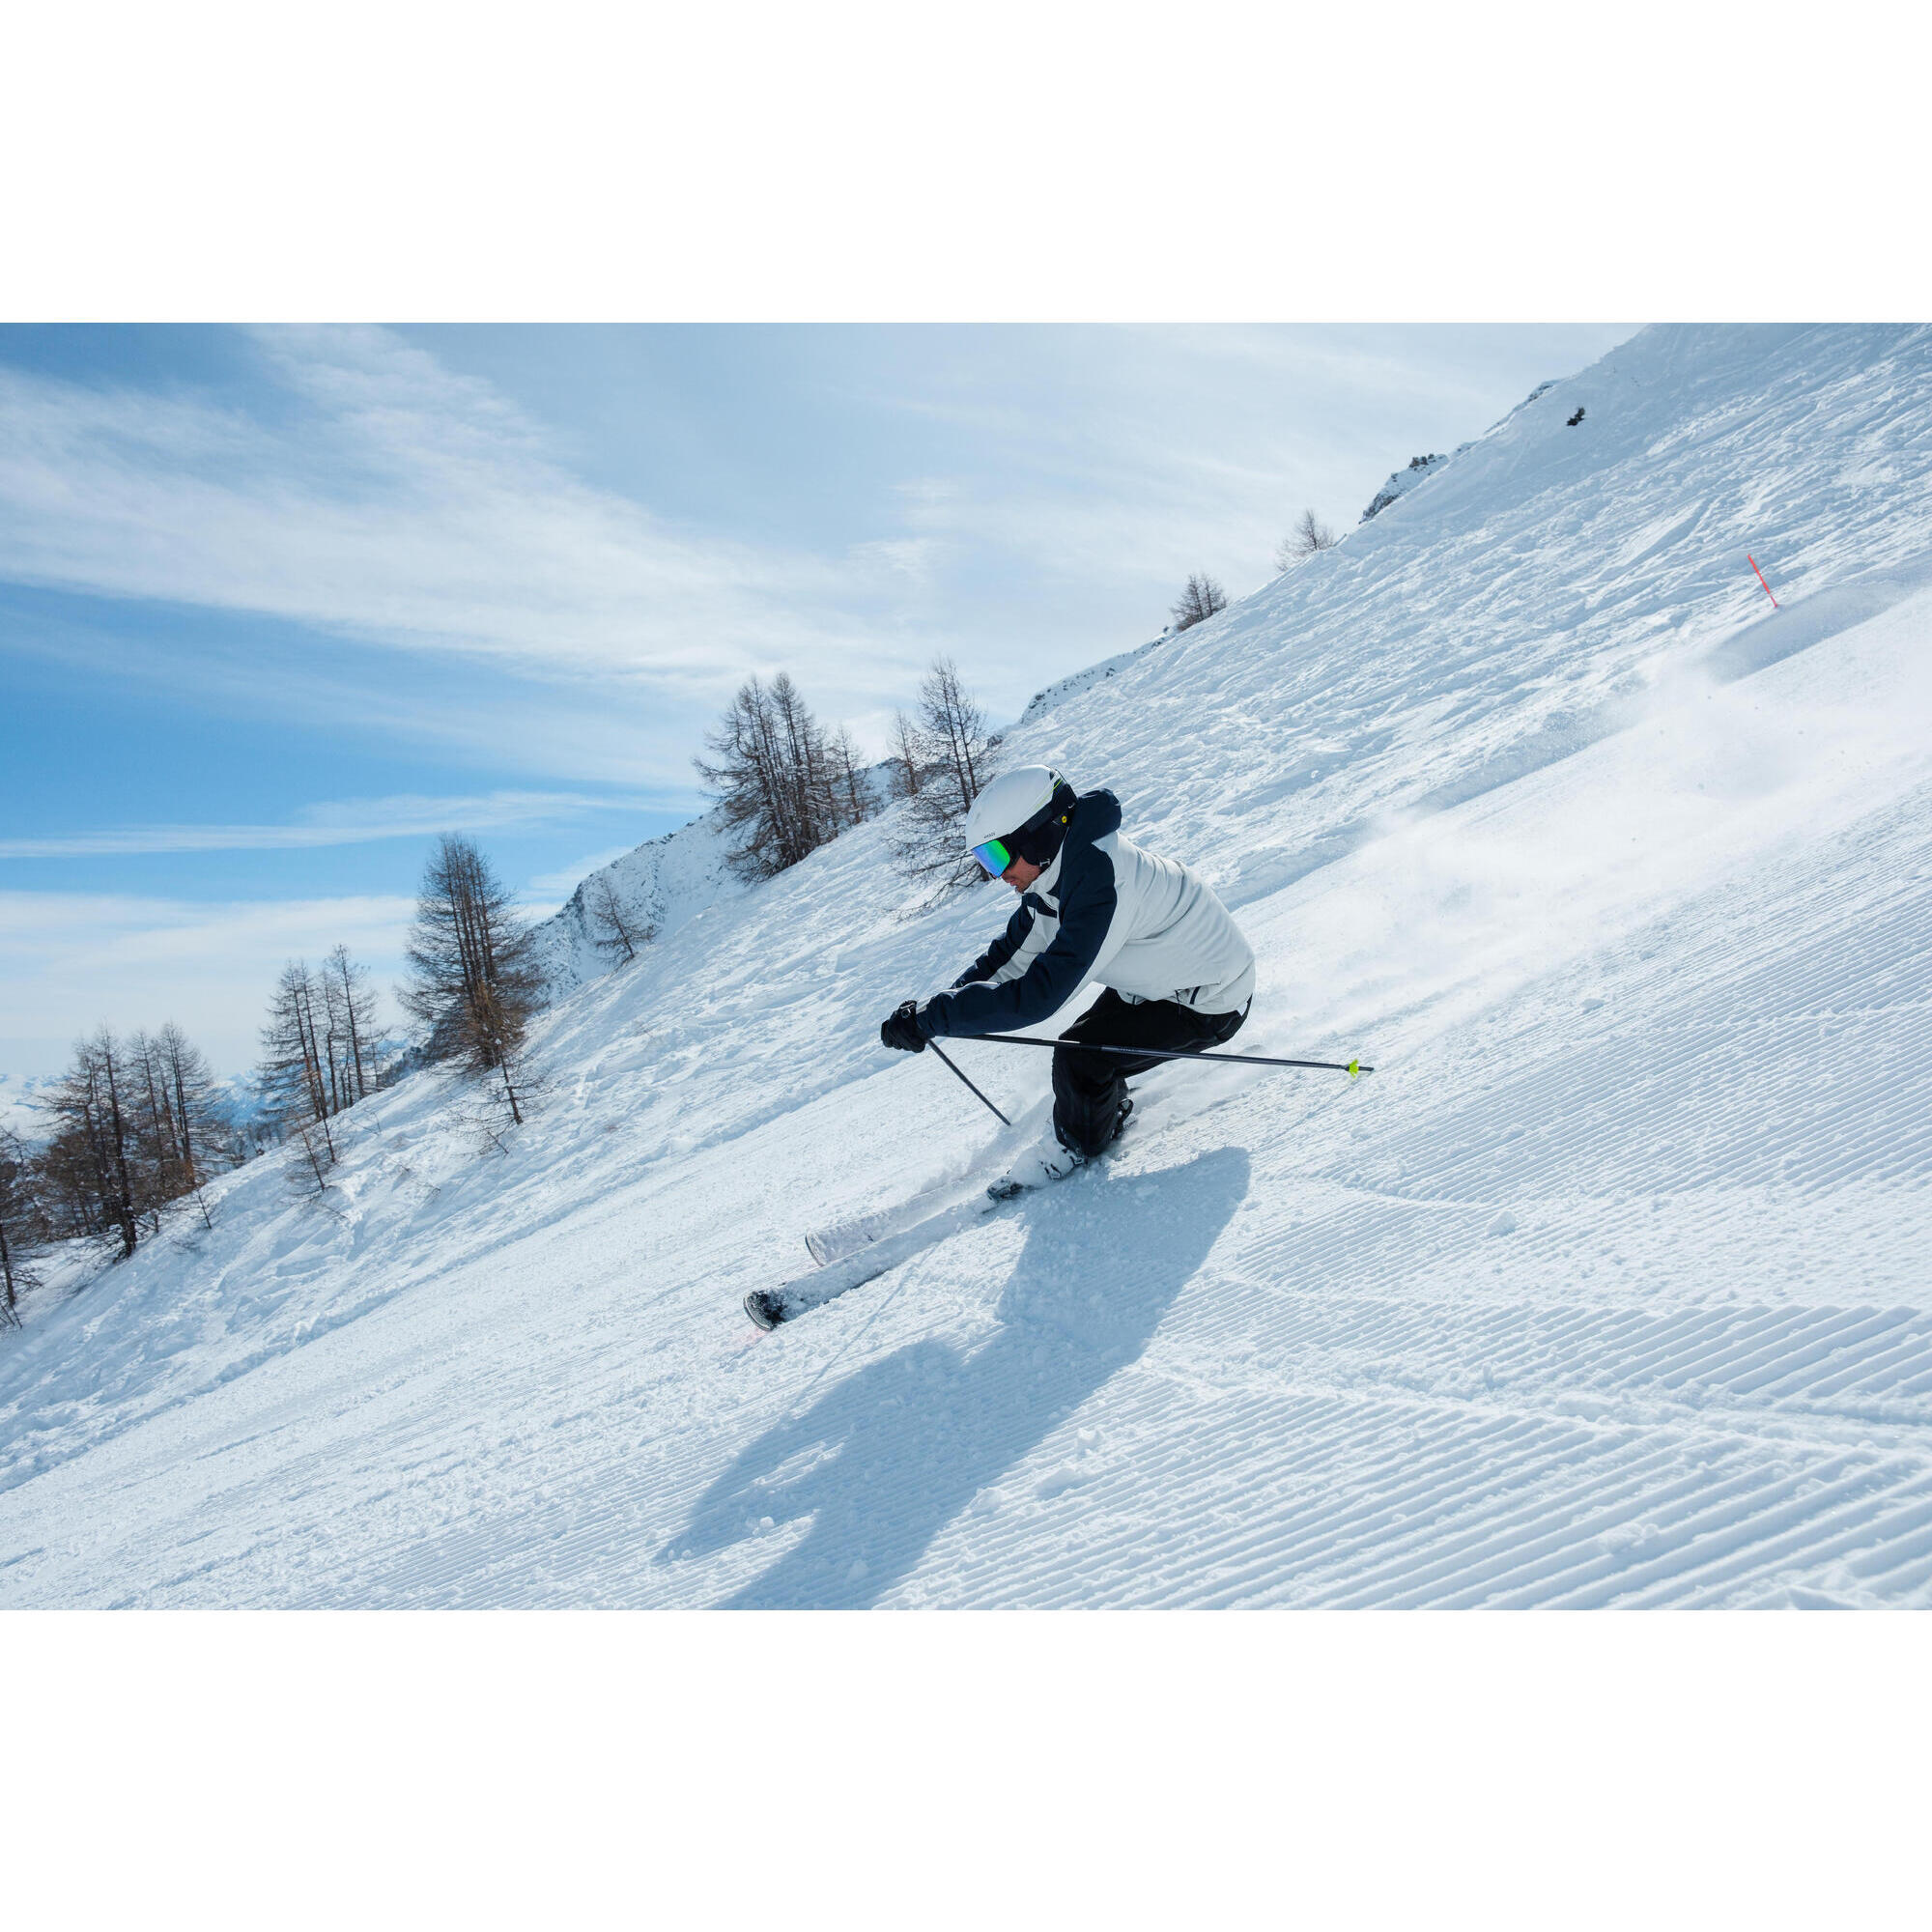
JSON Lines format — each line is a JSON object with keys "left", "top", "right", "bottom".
{"left": 879, "top": 765, "right": 1256, "bottom": 1193}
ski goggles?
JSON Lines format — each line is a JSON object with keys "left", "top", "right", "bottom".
{"left": 970, "top": 836, "right": 1015, "bottom": 879}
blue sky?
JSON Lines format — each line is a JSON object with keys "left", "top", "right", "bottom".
{"left": 0, "top": 323, "right": 1634, "bottom": 1081}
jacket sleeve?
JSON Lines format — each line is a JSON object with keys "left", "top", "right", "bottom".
{"left": 923, "top": 854, "right": 1119, "bottom": 1037}
{"left": 953, "top": 900, "right": 1036, "bottom": 987}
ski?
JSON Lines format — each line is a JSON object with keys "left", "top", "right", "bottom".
{"left": 804, "top": 1176, "right": 987, "bottom": 1266}
{"left": 804, "top": 1094, "right": 1052, "bottom": 1265}
{"left": 763, "top": 1042, "right": 1306, "bottom": 1328}
{"left": 754, "top": 1120, "right": 1117, "bottom": 1330}
{"left": 749, "top": 1193, "right": 1005, "bottom": 1329}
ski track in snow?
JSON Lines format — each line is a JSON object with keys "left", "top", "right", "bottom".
{"left": 4, "top": 324, "right": 1932, "bottom": 1609}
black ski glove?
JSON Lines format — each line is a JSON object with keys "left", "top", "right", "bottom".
{"left": 880, "top": 999, "right": 928, "bottom": 1053}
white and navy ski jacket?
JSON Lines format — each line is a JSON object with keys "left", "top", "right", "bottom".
{"left": 919, "top": 791, "right": 1256, "bottom": 1039}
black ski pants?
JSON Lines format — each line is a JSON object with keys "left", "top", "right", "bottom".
{"left": 1052, "top": 989, "right": 1248, "bottom": 1157}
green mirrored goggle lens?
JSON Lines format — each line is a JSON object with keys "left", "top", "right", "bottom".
{"left": 971, "top": 837, "right": 1013, "bottom": 878}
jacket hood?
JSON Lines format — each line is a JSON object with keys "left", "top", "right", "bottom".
{"left": 1069, "top": 788, "right": 1122, "bottom": 844}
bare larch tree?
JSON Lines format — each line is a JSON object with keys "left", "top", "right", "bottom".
{"left": 889, "top": 655, "right": 1003, "bottom": 893}
{"left": 401, "top": 834, "right": 544, "bottom": 1124}
{"left": 129, "top": 1023, "right": 228, "bottom": 1228}
{"left": 259, "top": 948, "right": 384, "bottom": 1163}
{"left": 0, "top": 1128, "right": 42, "bottom": 1325}
{"left": 885, "top": 708, "right": 926, "bottom": 801}
{"left": 38, "top": 1027, "right": 141, "bottom": 1259}
{"left": 918, "top": 659, "right": 992, "bottom": 817}
{"left": 34, "top": 1022, "right": 233, "bottom": 1249}
{"left": 694, "top": 672, "right": 871, "bottom": 881}
{"left": 1274, "top": 508, "right": 1338, "bottom": 571}
{"left": 586, "top": 874, "right": 653, "bottom": 964}
{"left": 1170, "top": 574, "right": 1230, "bottom": 633}
{"left": 326, "top": 945, "right": 380, "bottom": 1106}
{"left": 260, "top": 961, "right": 339, "bottom": 1164}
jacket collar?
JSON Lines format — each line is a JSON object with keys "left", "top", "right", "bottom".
{"left": 1025, "top": 789, "right": 1118, "bottom": 904}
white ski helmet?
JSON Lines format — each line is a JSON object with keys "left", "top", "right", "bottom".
{"left": 962, "top": 765, "right": 1075, "bottom": 868}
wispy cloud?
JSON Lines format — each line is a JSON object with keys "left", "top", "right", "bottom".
{"left": 863, "top": 327, "right": 1636, "bottom": 603}
{"left": 524, "top": 845, "right": 639, "bottom": 901}
{"left": 0, "top": 327, "right": 914, "bottom": 696}
{"left": 0, "top": 789, "right": 653, "bottom": 859}
{"left": 0, "top": 889, "right": 419, "bottom": 1077}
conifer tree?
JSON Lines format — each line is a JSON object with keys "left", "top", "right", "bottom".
{"left": 1170, "top": 574, "right": 1229, "bottom": 632}
{"left": 0, "top": 1129, "right": 41, "bottom": 1325}
{"left": 889, "top": 655, "right": 1002, "bottom": 893}
{"left": 39, "top": 1028, "right": 140, "bottom": 1258}
{"left": 401, "top": 834, "right": 543, "bottom": 1123}
{"left": 1274, "top": 508, "right": 1337, "bottom": 571}
{"left": 695, "top": 673, "right": 871, "bottom": 880}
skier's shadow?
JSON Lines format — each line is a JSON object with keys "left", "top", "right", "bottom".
{"left": 668, "top": 1145, "right": 1249, "bottom": 1607}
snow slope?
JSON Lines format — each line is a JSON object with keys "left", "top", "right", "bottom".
{"left": 1016, "top": 633, "right": 1169, "bottom": 727}
{"left": 4, "top": 324, "right": 1932, "bottom": 1609}
{"left": 528, "top": 804, "right": 742, "bottom": 999}
{"left": 530, "top": 767, "right": 892, "bottom": 1000}
{"left": 1360, "top": 449, "right": 1457, "bottom": 522}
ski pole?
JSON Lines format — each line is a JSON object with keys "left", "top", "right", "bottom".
{"left": 969, "top": 1033, "right": 1372, "bottom": 1077}
{"left": 927, "top": 1039, "right": 1012, "bottom": 1124}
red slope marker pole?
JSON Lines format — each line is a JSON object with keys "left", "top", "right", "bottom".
{"left": 1748, "top": 554, "right": 1779, "bottom": 609}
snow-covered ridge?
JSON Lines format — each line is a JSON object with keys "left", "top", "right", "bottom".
{"left": 1360, "top": 450, "right": 1455, "bottom": 522}
{"left": 528, "top": 806, "right": 743, "bottom": 1000}
{"left": 1355, "top": 373, "right": 1574, "bottom": 525}
{"left": 1016, "top": 633, "right": 1168, "bottom": 729}
{"left": 531, "top": 760, "right": 896, "bottom": 1000}
{"left": 7, "top": 324, "right": 1932, "bottom": 1609}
